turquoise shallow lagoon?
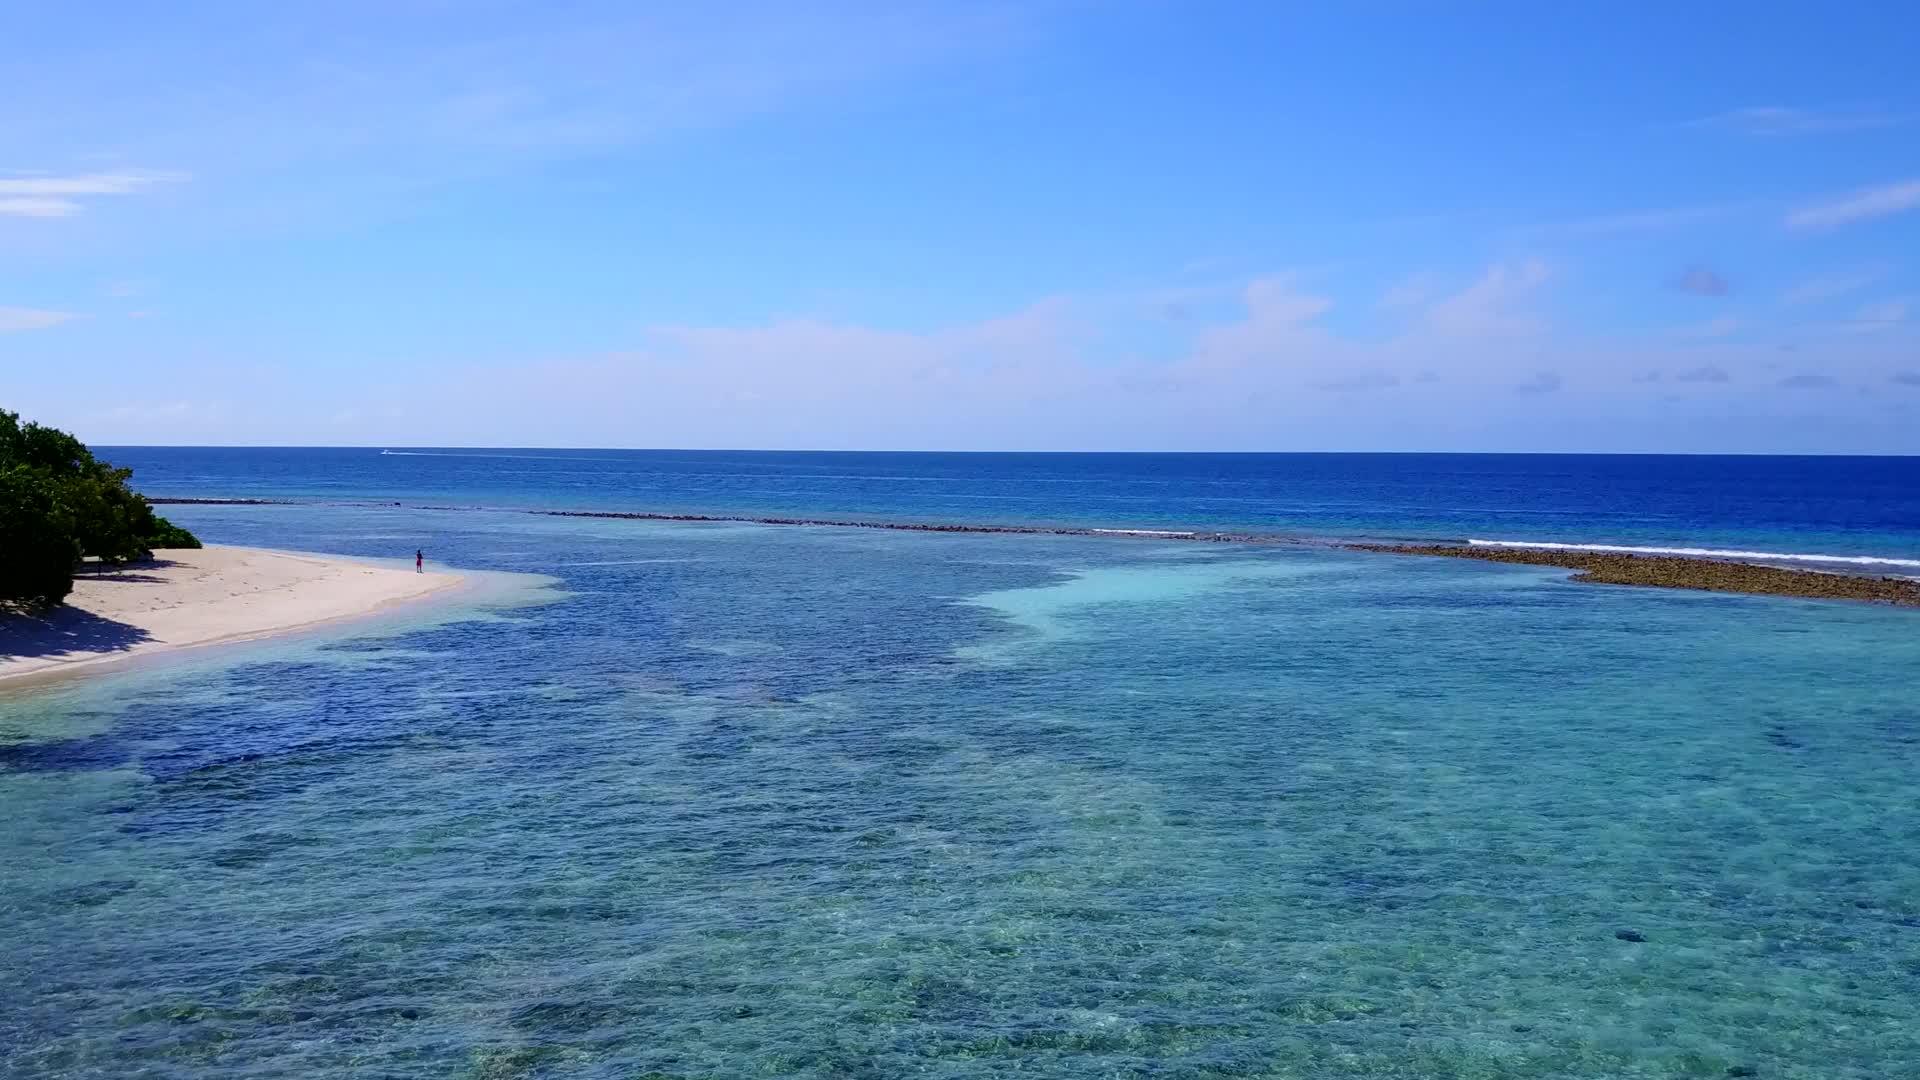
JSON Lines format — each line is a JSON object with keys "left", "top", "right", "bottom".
{"left": 5, "top": 501, "right": 1919, "bottom": 1078}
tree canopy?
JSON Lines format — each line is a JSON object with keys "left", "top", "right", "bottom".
{"left": 1, "top": 409, "right": 200, "bottom": 608}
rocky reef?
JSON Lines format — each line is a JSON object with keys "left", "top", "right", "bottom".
{"left": 535, "top": 509, "right": 1304, "bottom": 544}
{"left": 1351, "top": 544, "right": 1920, "bottom": 607}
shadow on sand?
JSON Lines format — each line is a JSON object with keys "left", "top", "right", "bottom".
{"left": 70, "top": 558, "right": 184, "bottom": 586}
{"left": 1, "top": 605, "right": 156, "bottom": 661}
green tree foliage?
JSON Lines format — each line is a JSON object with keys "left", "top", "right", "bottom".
{"left": 1, "top": 409, "right": 201, "bottom": 608}
{"left": 0, "top": 467, "right": 80, "bottom": 606}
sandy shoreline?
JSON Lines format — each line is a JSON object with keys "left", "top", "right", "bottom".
{"left": 0, "top": 546, "right": 461, "bottom": 688}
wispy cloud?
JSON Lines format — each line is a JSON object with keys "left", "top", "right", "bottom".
{"left": 0, "top": 305, "right": 76, "bottom": 332}
{"left": 0, "top": 197, "right": 76, "bottom": 218}
{"left": 1785, "top": 179, "right": 1920, "bottom": 229}
{"left": 48, "top": 261, "right": 1920, "bottom": 451}
{"left": 1779, "top": 373, "right": 1837, "bottom": 389}
{"left": 1685, "top": 105, "right": 1902, "bottom": 137}
{"left": 1839, "top": 298, "right": 1910, "bottom": 333}
{"left": 0, "top": 172, "right": 176, "bottom": 195}
{"left": 4, "top": 8, "right": 1032, "bottom": 207}
{"left": 1891, "top": 371, "right": 1920, "bottom": 387}
{"left": 1672, "top": 266, "right": 1729, "bottom": 297}
{"left": 1179, "top": 276, "right": 1336, "bottom": 370}
{"left": 1781, "top": 269, "right": 1884, "bottom": 305}
{"left": 1425, "top": 260, "right": 1550, "bottom": 337}
{"left": 0, "top": 170, "right": 185, "bottom": 217}
{"left": 1529, "top": 203, "right": 1749, "bottom": 238}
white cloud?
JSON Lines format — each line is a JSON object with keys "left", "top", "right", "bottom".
{"left": 1241, "top": 277, "right": 1335, "bottom": 327}
{"left": 1785, "top": 179, "right": 1920, "bottom": 229}
{"left": 0, "top": 171, "right": 185, "bottom": 217}
{"left": 1181, "top": 276, "right": 1335, "bottom": 370}
{"left": 0, "top": 172, "right": 177, "bottom": 196}
{"left": 0, "top": 306, "right": 76, "bottom": 332}
{"left": 1424, "top": 260, "right": 1550, "bottom": 337}
{"left": 40, "top": 271, "right": 1920, "bottom": 452}
{"left": 439, "top": 264, "right": 1570, "bottom": 442}
{"left": 1160, "top": 261, "right": 1556, "bottom": 396}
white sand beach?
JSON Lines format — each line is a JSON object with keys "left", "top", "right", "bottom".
{"left": 0, "top": 546, "right": 460, "bottom": 687}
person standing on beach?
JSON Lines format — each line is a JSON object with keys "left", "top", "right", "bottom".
{"left": 415, "top": 549, "right": 423, "bottom": 573}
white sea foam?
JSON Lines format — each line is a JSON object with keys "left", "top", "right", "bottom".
{"left": 1467, "top": 539, "right": 1920, "bottom": 570}
{"left": 1091, "top": 528, "right": 1196, "bottom": 537}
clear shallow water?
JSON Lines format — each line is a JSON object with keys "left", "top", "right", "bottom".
{"left": 4, "top": 467, "right": 1920, "bottom": 1077}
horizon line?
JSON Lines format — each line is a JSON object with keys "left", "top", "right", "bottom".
{"left": 88, "top": 444, "right": 1920, "bottom": 458}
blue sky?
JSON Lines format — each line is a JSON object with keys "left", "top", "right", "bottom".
{"left": 4, "top": 1, "right": 1917, "bottom": 451}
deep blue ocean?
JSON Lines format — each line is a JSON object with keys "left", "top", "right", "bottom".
{"left": 109, "top": 447, "right": 1920, "bottom": 559}
{"left": 5, "top": 449, "right": 1919, "bottom": 1078}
